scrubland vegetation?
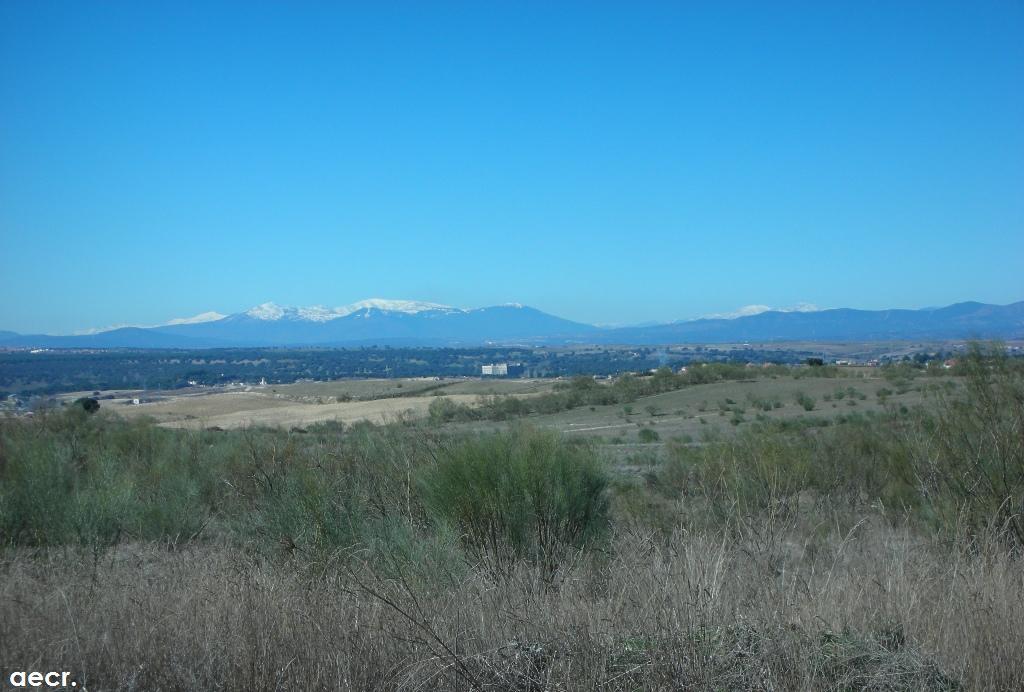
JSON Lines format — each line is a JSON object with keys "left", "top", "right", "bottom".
{"left": 428, "top": 362, "right": 839, "bottom": 424}
{"left": 1, "top": 346, "right": 1022, "bottom": 690}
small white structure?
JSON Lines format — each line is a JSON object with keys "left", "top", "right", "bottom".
{"left": 481, "top": 363, "right": 524, "bottom": 377}
{"left": 131, "top": 398, "right": 141, "bottom": 406}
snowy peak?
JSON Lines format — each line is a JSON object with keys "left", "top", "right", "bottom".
{"left": 244, "top": 302, "right": 350, "bottom": 322}
{"left": 245, "top": 302, "right": 289, "bottom": 320}
{"left": 243, "top": 299, "right": 462, "bottom": 322}
{"left": 165, "top": 311, "right": 227, "bottom": 325}
{"left": 697, "top": 303, "right": 821, "bottom": 321}
{"left": 296, "top": 306, "right": 343, "bottom": 322}
{"left": 339, "top": 299, "right": 461, "bottom": 316}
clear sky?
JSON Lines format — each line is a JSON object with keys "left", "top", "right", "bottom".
{"left": 1, "top": 1, "right": 1022, "bottom": 334}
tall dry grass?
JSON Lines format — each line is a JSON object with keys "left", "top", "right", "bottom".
{"left": 2, "top": 516, "right": 1021, "bottom": 690}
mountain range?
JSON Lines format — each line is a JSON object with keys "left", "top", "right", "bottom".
{"left": 1, "top": 299, "right": 1022, "bottom": 349}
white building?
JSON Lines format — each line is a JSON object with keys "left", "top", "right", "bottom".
{"left": 481, "top": 363, "right": 524, "bottom": 377}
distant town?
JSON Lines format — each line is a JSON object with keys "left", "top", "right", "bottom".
{"left": 3, "top": 341, "right": 1018, "bottom": 415}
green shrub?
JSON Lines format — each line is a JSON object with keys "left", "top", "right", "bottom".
{"left": 794, "top": 391, "right": 816, "bottom": 411}
{"left": 418, "top": 426, "right": 610, "bottom": 580}
{"left": 638, "top": 428, "right": 660, "bottom": 443}
{"left": 0, "top": 412, "right": 212, "bottom": 547}
{"left": 746, "top": 393, "right": 777, "bottom": 411}
{"left": 73, "top": 397, "right": 100, "bottom": 414}
{"left": 655, "top": 410, "right": 922, "bottom": 529}
{"left": 914, "top": 345, "right": 1024, "bottom": 545}
{"left": 428, "top": 396, "right": 477, "bottom": 423}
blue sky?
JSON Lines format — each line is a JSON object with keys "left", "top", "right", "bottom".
{"left": 1, "top": 2, "right": 1022, "bottom": 334}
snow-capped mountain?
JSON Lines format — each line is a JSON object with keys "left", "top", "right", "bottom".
{"left": 165, "top": 311, "right": 228, "bottom": 326}
{"left": 70, "top": 310, "right": 229, "bottom": 335}
{"left": 241, "top": 299, "right": 461, "bottom": 322}
{"left": 1, "top": 300, "right": 1021, "bottom": 348}
{"left": 52, "top": 299, "right": 599, "bottom": 347}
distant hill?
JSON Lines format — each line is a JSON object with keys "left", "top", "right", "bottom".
{"left": 0, "top": 327, "right": 223, "bottom": 349}
{"left": 1, "top": 299, "right": 1021, "bottom": 348}
{"left": 601, "top": 301, "right": 1024, "bottom": 344}
{"left": 0, "top": 301, "right": 598, "bottom": 348}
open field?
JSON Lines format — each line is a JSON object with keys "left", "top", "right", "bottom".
{"left": 60, "top": 378, "right": 559, "bottom": 430}
{"left": 143, "top": 393, "right": 483, "bottom": 429}
{"left": 56, "top": 371, "right": 948, "bottom": 437}
{"left": 451, "top": 373, "right": 942, "bottom": 441}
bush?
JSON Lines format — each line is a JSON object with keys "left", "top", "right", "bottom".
{"left": 73, "top": 397, "right": 100, "bottom": 414}
{"left": 794, "top": 392, "right": 816, "bottom": 411}
{"left": 915, "top": 345, "right": 1024, "bottom": 545}
{"left": 638, "top": 428, "right": 660, "bottom": 443}
{"left": 428, "top": 396, "right": 477, "bottom": 423}
{"left": 0, "top": 412, "right": 211, "bottom": 547}
{"left": 418, "top": 427, "right": 610, "bottom": 580}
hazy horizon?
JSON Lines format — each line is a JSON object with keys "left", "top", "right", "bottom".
{"left": 3, "top": 295, "right": 1022, "bottom": 338}
{"left": 2, "top": 2, "right": 1022, "bottom": 334}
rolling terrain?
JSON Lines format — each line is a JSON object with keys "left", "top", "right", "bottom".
{"left": 74, "top": 369, "right": 938, "bottom": 441}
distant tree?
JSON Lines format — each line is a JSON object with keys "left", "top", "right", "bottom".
{"left": 73, "top": 397, "right": 100, "bottom": 414}
{"left": 806, "top": 357, "right": 825, "bottom": 367}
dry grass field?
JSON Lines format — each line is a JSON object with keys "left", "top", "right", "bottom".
{"left": 72, "top": 372, "right": 936, "bottom": 438}
{"left": 4, "top": 520, "right": 1021, "bottom": 690}
{"left": 74, "top": 378, "right": 558, "bottom": 430}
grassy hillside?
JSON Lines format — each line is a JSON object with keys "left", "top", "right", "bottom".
{"left": 1, "top": 347, "right": 1022, "bottom": 689}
